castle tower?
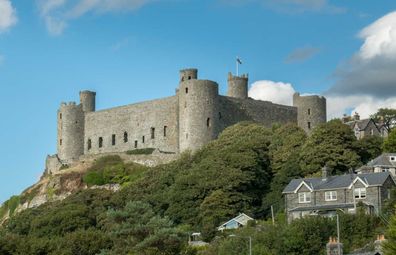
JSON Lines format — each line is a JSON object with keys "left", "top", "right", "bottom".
{"left": 79, "top": 90, "right": 96, "bottom": 113}
{"left": 180, "top": 68, "right": 198, "bottom": 82}
{"left": 293, "top": 92, "right": 326, "bottom": 134}
{"left": 227, "top": 72, "right": 248, "bottom": 99}
{"left": 178, "top": 69, "right": 220, "bottom": 152}
{"left": 57, "top": 102, "right": 85, "bottom": 163}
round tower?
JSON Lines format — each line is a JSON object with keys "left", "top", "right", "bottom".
{"left": 227, "top": 72, "right": 248, "bottom": 99}
{"left": 57, "top": 102, "right": 85, "bottom": 163}
{"left": 293, "top": 92, "right": 327, "bottom": 134}
{"left": 179, "top": 68, "right": 198, "bottom": 83}
{"left": 79, "top": 90, "right": 96, "bottom": 113}
{"left": 178, "top": 70, "right": 219, "bottom": 152}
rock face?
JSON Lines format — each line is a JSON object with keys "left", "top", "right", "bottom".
{"left": 1, "top": 152, "right": 176, "bottom": 225}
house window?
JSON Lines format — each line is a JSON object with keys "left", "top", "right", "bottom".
{"left": 354, "top": 188, "right": 367, "bottom": 199}
{"left": 308, "top": 122, "right": 311, "bottom": 129}
{"left": 134, "top": 140, "right": 138, "bottom": 148}
{"left": 391, "top": 157, "right": 395, "bottom": 161}
{"left": 99, "top": 137, "right": 103, "bottom": 148}
{"left": 151, "top": 128, "right": 155, "bottom": 139}
{"left": 87, "top": 139, "right": 92, "bottom": 150}
{"left": 370, "top": 129, "right": 374, "bottom": 135}
{"left": 124, "top": 132, "right": 128, "bottom": 143}
{"left": 325, "top": 191, "right": 337, "bottom": 201}
{"left": 112, "top": 134, "right": 116, "bottom": 146}
{"left": 185, "top": 88, "right": 188, "bottom": 94}
{"left": 207, "top": 118, "right": 211, "bottom": 128}
{"left": 142, "top": 136, "right": 145, "bottom": 143}
{"left": 308, "top": 109, "right": 311, "bottom": 115}
{"left": 298, "top": 192, "right": 311, "bottom": 203}
{"left": 164, "top": 126, "right": 168, "bottom": 137}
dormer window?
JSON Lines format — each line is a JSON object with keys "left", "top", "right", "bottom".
{"left": 298, "top": 192, "right": 311, "bottom": 203}
{"left": 354, "top": 188, "right": 366, "bottom": 199}
{"left": 391, "top": 156, "right": 395, "bottom": 161}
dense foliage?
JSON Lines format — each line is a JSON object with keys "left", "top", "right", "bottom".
{"left": 0, "top": 121, "right": 388, "bottom": 254}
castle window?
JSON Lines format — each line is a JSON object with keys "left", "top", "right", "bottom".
{"left": 164, "top": 126, "right": 168, "bottom": 137}
{"left": 308, "top": 109, "right": 311, "bottom": 115}
{"left": 308, "top": 122, "right": 311, "bottom": 129}
{"left": 151, "top": 127, "right": 155, "bottom": 139}
{"left": 207, "top": 118, "right": 211, "bottom": 128}
{"left": 219, "top": 112, "right": 222, "bottom": 120}
{"left": 185, "top": 88, "right": 188, "bottom": 94}
{"left": 185, "top": 102, "right": 187, "bottom": 108}
{"left": 124, "top": 132, "right": 128, "bottom": 143}
{"left": 188, "top": 76, "right": 191, "bottom": 80}
{"left": 112, "top": 134, "right": 116, "bottom": 146}
{"left": 60, "top": 139, "right": 62, "bottom": 146}
{"left": 142, "top": 136, "right": 145, "bottom": 143}
{"left": 134, "top": 140, "right": 138, "bottom": 148}
{"left": 99, "top": 137, "right": 103, "bottom": 148}
{"left": 59, "top": 113, "right": 62, "bottom": 119}
{"left": 87, "top": 139, "right": 92, "bottom": 150}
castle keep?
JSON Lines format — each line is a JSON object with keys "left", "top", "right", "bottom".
{"left": 51, "top": 68, "right": 327, "bottom": 166}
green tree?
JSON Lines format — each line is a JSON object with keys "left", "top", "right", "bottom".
{"left": 104, "top": 201, "right": 186, "bottom": 255}
{"left": 355, "top": 136, "right": 383, "bottom": 164}
{"left": 299, "top": 119, "right": 361, "bottom": 176}
{"left": 383, "top": 129, "right": 396, "bottom": 152}
{"left": 383, "top": 208, "right": 396, "bottom": 255}
{"left": 371, "top": 108, "right": 396, "bottom": 131}
{"left": 263, "top": 124, "right": 307, "bottom": 215}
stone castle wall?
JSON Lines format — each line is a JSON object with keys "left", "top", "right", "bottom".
{"left": 84, "top": 96, "right": 179, "bottom": 155}
{"left": 55, "top": 68, "right": 327, "bottom": 163}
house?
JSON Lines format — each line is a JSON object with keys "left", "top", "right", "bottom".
{"left": 357, "top": 153, "right": 396, "bottom": 177}
{"left": 283, "top": 167, "right": 395, "bottom": 223}
{"left": 217, "top": 213, "right": 254, "bottom": 231}
{"left": 344, "top": 113, "right": 383, "bottom": 140}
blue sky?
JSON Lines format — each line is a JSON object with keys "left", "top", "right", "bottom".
{"left": 0, "top": 0, "right": 396, "bottom": 204}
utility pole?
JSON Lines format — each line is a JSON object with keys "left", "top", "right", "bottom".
{"left": 337, "top": 214, "right": 341, "bottom": 255}
{"left": 271, "top": 205, "right": 275, "bottom": 225}
{"left": 249, "top": 236, "right": 252, "bottom": 255}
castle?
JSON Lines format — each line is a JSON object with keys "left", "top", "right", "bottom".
{"left": 47, "top": 68, "right": 327, "bottom": 169}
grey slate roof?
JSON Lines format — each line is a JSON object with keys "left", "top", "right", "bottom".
{"left": 345, "top": 118, "right": 378, "bottom": 131}
{"left": 367, "top": 153, "right": 396, "bottom": 167}
{"left": 288, "top": 203, "right": 355, "bottom": 212}
{"left": 282, "top": 172, "right": 392, "bottom": 194}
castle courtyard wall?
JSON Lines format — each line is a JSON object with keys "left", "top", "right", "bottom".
{"left": 84, "top": 96, "right": 179, "bottom": 155}
{"left": 219, "top": 96, "right": 298, "bottom": 129}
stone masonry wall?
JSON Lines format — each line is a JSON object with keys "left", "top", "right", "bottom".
{"left": 84, "top": 96, "right": 179, "bottom": 155}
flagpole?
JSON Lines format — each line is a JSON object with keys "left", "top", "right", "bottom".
{"left": 236, "top": 57, "right": 239, "bottom": 76}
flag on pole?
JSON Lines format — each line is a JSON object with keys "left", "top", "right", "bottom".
{"left": 237, "top": 57, "right": 242, "bottom": 65}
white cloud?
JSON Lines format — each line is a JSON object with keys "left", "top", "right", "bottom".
{"left": 248, "top": 80, "right": 296, "bottom": 106}
{"left": 37, "top": 0, "right": 155, "bottom": 35}
{"left": 0, "top": 0, "right": 17, "bottom": 33}
{"left": 358, "top": 11, "right": 396, "bottom": 60}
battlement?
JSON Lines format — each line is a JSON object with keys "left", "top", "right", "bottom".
{"left": 180, "top": 68, "right": 198, "bottom": 82}
{"left": 228, "top": 72, "right": 248, "bottom": 81}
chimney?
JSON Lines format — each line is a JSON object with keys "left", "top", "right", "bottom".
{"left": 353, "top": 112, "right": 360, "bottom": 121}
{"left": 322, "top": 165, "right": 329, "bottom": 181}
{"left": 326, "top": 237, "right": 343, "bottom": 255}
{"left": 374, "top": 234, "right": 386, "bottom": 253}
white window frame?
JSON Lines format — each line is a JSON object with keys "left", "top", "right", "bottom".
{"left": 298, "top": 192, "right": 311, "bottom": 203}
{"left": 325, "top": 191, "right": 337, "bottom": 201}
{"left": 354, "top": 187, "right": 367, "bottom": 199}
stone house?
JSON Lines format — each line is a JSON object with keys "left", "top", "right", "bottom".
{"left": 282, "top": 168, "right": 395, "bottom": 222}
{"left": 357, "top": 153, "right": 396, "bottom": 177}
{"left": 343, "top": 112, "right": 388, "bottom": 140}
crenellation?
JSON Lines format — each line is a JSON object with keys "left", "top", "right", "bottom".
{"left": 54, "top": 68, "right": 327, "bottom": 163}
